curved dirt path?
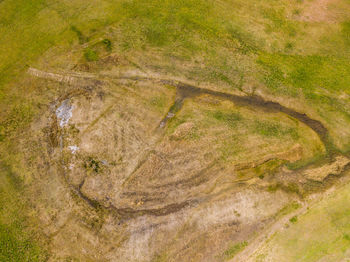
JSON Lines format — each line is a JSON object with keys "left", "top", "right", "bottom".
{"left": 28, "top": 67, "right": 337, "bottom": 157}
{"left": 28, "top": 67, "right": 333, "bottom": 153}
{"left": 28, "top": 67, "right": 350, "bottom": 260}
{"left": 159, "top": 81, "right": 333, "bottom": 153}
{"left": 28, "top": 68, "right": 341, "bottom": 219}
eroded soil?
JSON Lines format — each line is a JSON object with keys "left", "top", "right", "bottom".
{"left": 26, "top": 67, "right": 350, "bottom": 261}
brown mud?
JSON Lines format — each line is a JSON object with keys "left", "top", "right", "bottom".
{"left": 158, "top": 80, "right": 333, "bottom": 155}
{"left": 30, "top": 69, "right": 341, "bottom": 221}
{"left": 29, "top": 68, "right": 332, "bottom": 153}
{"left": 76, "top": 179, "right": 196, "bottom": 221}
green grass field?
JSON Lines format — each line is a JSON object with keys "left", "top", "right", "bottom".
{"left": 0, "top": 165, "right": 47, "bottom": 261}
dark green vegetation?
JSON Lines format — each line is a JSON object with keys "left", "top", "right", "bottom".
{"left": 84, "top": 49, "right": 99, "bottom": 62}
{"left": 289, "top": 216, "right": 298, "bottom": 223}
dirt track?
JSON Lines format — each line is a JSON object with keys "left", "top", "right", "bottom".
{"left": 29, "top": 68, "right": 338, "bottom": 221}
{"left": 28, "top": 68, "right": 332, "bottom": 153}
{"left": 28, "top": 67, "right": 350, "bottom": 260}
{"left": 162, "top": 81, "right": 332, "bottom": 154}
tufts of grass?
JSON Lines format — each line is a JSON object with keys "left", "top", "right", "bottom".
{"left": 289, "top": 216, "right": 298, "bottom": 223}
{"left": 343, "top": 234, "right": 350, "bottom": 241}
{"left": 71, "top": 25, "right": 88, "bottom": 44}
{"left": 84, "top": 157, "right": 101, "bottom": 173}
{"left": 341, "top": 21, "right": 350, "bottom": 46}
{"left": 0, "top": 104, "right": 33, "bottom": 141}
{"left": 225, "top": 23, "right": 258, "bottom": 53}
{"left": 167, "top": 117, "right": 187, "bottom": 135}
{"left": 255, "top": 159, "right": 283, "bottom": 176}
{"left": 292, "top": 9, "right": 301, "bottom": 16}
{"left": 210, "top": 110, "right": 242, "bottom": 128}
{"left": 277, "top": 202, "right": 301, "bottom": 218}
{"left": 148, "top": 96, "right": 168, "bottom": 112}
{"left": 267, "top": 184, "right": 280, "bottom": 192}
{"left": 238, "top": 159, "right": 284, "bottom": 179}
{"left": 285, "top": 42, "right": 294, "bottom": 51}
{"left": 286, "top": 150, "right": 325, "bottom": 170}
{"left": 223, "top": 241, "right": 248, "bottom": 260}
{"left": 102, "top": 39, "right": 112, "bottom": 51}
{"left": 84, "top": 48, "right": 99, "bottom": 62}
{"left": 285, "top": 182, "right": 300, "bottom": 194}
{"left": 254, "top": 120, "right": 299, "bottom": 139}
{"left": 219, "top": 135, "right": 242, "bottom": 161}
{"left": 151, "top": 253, "right": 168, "bottom": 262}
{"left": 261, "top": 7, "right": 297, "bottom": 36}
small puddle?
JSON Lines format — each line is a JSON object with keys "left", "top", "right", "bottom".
{"left": 68, "top": 145, "right": 79, "bottom": 154}
{"left": 56, "top": 99, "right": 74, "bottom": 127}
{"left": 159, "top": 98, "right": 184, "bottom": 128}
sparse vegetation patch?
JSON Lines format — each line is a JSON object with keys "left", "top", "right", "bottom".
{"left": 223, "top": 241, "right": 248, "bottom": 260}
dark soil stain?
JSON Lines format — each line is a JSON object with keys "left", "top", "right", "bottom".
{"left": 158, "top": 79, "right": 333, "bottom": 155}
{"left": 50, "top": 73, "right": 339, "bottom": 220}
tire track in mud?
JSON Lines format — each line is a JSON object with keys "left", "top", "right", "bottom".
{"left": 30, "top": 68, "right": 337, "bottom": 221}
{"left": 76, "top": 177, "right": 195, "bottom": 220}
{"left": 104, "top": 72, "right": 333, "bottom": 153}
{"left": 157, "top": 80, "right": 333, "bottom": 154}
{"left": 60, "top": 156, "right": 197, "bottom": 220}
{"left": 28, "top": 68, "right": 332, "bottom": 152}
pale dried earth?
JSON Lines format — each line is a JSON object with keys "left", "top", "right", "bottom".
{"left": 297, "top": 0, "right": 342, "bottom": 23}
{"left": 22, "top": 64, "right": 350, "bottom": 262}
